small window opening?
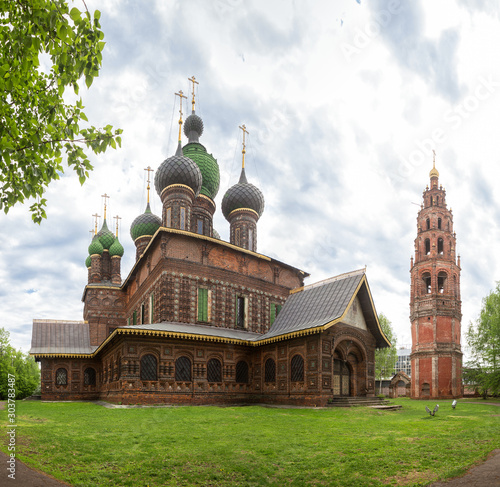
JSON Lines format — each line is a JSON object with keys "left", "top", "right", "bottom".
{"left": 197, "top": 219, "right": 203, "bottom": 235}
{"left": 438, "top": 238, "right": 444, "bottom": 254}
{"left": 438, "top": 271, "right": 447, "bottom": 294}
{"left": 236, "top": 296, "right": 245, "bottom": 328}
{"left": 425, "top": 239, "right": 430, "bottom": 255}
{"left": 426, "top": 218, "right": 430, "bottom": 230}
{"left": 180, "top": 207, "right": 186, "bottom": 230}
{"left": 438, "top": 218, "right": 442, "bottom": 229}
{"left": 422, "top": 272, "right": 431, "bottom": 294}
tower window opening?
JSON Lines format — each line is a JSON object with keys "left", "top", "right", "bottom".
{"left": 426, "top": 218, "right": 430, "bottom": 230}
{"left": 422, "top": 272, "right": 431, "bottom": 294}
{"left": 438, "top": 238, "right": 444, "bottom": 254}
{"left": 180, "top": 207, "right": 186, "bottom": 230}
{"left": 425, "top": 239, "right": 430, "bottom": 255}
{"left": 197, "top": 219, "right": 203, "bottom": 235}
{"left": 166, "top": 207, "right": 172, "bottom": 227}
{"left": 436, "top": 196, "right": 439, "bottom": 206}
{"left": 438, "top": 272, "right": 447, "bottom": 294}
{"left": 438, "top": 218, "right": 442, "bottom": 229}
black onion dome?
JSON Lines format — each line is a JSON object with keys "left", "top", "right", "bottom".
{"left": 221, "top": 168, "right": 265, "bottom": 220}
{"left": 184, "top": 111, "right": 204, "bottom": 143}
{"left": 154, "top": 141, "right": 202, "bottom": 197}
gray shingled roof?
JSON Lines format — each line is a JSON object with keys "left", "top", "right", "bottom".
{"left": 30, "top": 320, "right": 97, "bottom": 355}
{"left": 125, "top": 322, "right": 262, "bottom": 342}
{"left": 259, "top": 271, "right": 365, "bottom": 340}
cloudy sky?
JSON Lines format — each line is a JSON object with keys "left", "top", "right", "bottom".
{"left": 3, "top": 0, "right": 500, "bottom": 358}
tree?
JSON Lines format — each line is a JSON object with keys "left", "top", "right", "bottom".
{"left": 0, "top": 1, "right": 122, "bottom": 223}
{"left": 465, "top": 282, "right": 500, "bottom": 397}
{"left": 375, "top": 313, "right": 398, "bottom": 394}
{"left": 0, "top": 328, "right": 40, "bottom": 399}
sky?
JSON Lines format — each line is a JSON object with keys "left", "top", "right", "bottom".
{"left": 2, "top": 0, "right": 500, "bottom": 358}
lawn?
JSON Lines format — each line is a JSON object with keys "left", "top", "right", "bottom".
{"left": 1, "top": 398, "right": 499, "bottom": 486}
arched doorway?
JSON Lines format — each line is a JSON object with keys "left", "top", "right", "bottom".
{"left": 333, "top": 359, "right": 351, "bottom": 396}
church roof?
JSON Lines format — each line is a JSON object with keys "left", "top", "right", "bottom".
{"left": 259, "top": 269, "right": 390, "bottom": 348}
{"left": 30, "top": 320, "right": 98, "bottom": 356}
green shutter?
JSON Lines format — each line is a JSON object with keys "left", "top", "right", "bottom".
{"left": 270, "top": 303, "right": 276, "bottom": 325}
{"left": 133, "top": 310, "right": 137, "bottom": 326}
{"left": 198, "top": 288, "right": 208, "bottom": 322}
{"left": 276, "top": 304, "right": 282, "bottom": 316}
{"left": 150, "top": 293, "right": 154, "bottom": 323}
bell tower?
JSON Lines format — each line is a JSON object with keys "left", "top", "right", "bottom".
{"left": 410, "top": 154, "right": 462, "bottom": 399}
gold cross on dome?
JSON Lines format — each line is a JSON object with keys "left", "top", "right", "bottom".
{"left": 101, "top": 193, "right": 110, "bottom": 219}
{"left": 113, "top": 215, "right": 121, "bottom": 237}
{"left": 188, "top": 75, "right": 199, "bottom": 111}
{"left": 144, "top": 166, "right": 153, "bottom": 203}
{"left": 92, "top": 213, "right": 100, "bottom": 234}
{"left": 175, "top": 90, "right": 187, "bottom": 142}
{"left": 239, "top": 124, "right": 249, "bottom": 169}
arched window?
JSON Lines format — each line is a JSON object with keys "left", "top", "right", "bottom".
{"left": 425, "top": 239, "right": 430, "bottom": 255}
{"left": 235, "top": 361, "right": 249, "bottom": 383}
{"left": 437, "top": 238, "right": 444, "bottom": 254}
{"left": 290, "top": 355, "right": 304, "bottom": 382}
{"left": 140, "top": 354, "right": 157, "bottom": 381}
{"left": 436, "top": 196, "right": 439, "bottom": 206}
{"left": 265, "top": 358, "right": 276, "bottom": 383}
{"left": 426, "top": 218, "right": 430, "bottom": 230}
{"left": 438, "top": 218, "right": 442, "bottom": 229}
{"left": 438, "top": 271, "right": 447, "bottom": 294}
{"left": 422, "top": 272, "right": 431, "bottom": 294}
{"left": 175, "top": 356, "right": 191, "bottom": 382}
{"left": 56, "top": 368, "right": 67, "bottom": 385}
{"left": 84, "top": 367, "right": 96, "bottom": 386}
{"left": 207, "top": 358, "right": 222, "bottom": 383}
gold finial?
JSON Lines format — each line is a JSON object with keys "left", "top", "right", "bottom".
{"left": 144, "top": 166, "right": 153, "bottom": 204}
{"left": 113, "top": 215, "right": 121, "bottom": 237}
{"left": 101, "top": 193, "right": 110, "bottom": 220}
{"left": 188, "top": 75, "right": 199, "bottom": 112}
{"left": 175, "top": 90, "right": 187, "bottom": 142}
{"left": 92, "top": 213, "right": 100, "bottom": 234}
{"left": 429, "top": 150, "right": 439, "bottom": 179}
{"left": 239, "top": 124, "right": 249, "bottom": 169}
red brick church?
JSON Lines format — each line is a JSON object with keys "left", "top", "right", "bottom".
{"left": 30, "top": 85, "right": 390, "bottom": 406}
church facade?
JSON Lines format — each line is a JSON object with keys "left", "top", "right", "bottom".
{"left": 30, "top": 86, "right": 390, "bottom": 406}
{"left": 409, "top": 160, "right": 463, "bottom": 399}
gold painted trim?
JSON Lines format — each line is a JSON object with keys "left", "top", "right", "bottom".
{"left": 228, "top": 207, "right": 259, "bottom": 219}
{"left": 160, "top": 183, "right": 195, "bottom": 198}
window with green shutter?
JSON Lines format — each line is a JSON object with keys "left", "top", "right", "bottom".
{"left": 270, "top": 303, "right": 282, "bottom": 325}
{"left": 133, "top": 310, "right": 137, "bottom": 326}
{"left": 198, "top": 288, "right": 208, "bottom": 322}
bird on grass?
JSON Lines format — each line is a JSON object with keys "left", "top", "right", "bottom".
{"left": 452, "top": 399, "right": 457, "bottom": 409}
{"left": 425, "top": 404, "right": 439, "bottom": 416}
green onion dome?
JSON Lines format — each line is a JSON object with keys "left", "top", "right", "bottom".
{"left": 154, "top": 141, "right": 202, "bottom": 197}
{"left": 88, "top": 235, "right": 104, "bottom": 256}
{"left": 222, "top": 168, "right": 265, "bottom": 220}
{"left": 130, "top": 203, "right": 161, "bottom": 241}
{"left": 96, "top": 219, "right": 115, "bottom": 250}
{"left": 85, "top": 255, "right": 92, "bottom": 268}
{"left": 183, "top": 143, "right": 220, "bottom": 199}
{"left": 109, "top": 236, "right": 124, "bottom": 257}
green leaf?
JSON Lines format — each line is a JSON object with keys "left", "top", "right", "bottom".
{"left": 69, "top": 7, "right": 81, "bottom": 22}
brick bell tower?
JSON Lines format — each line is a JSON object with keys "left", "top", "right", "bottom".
{"left": 410, "top": 155, "right": 462, "bottom": 399}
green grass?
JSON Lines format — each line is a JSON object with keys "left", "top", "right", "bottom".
{"left": 1, "top": 398, "right": 499, "bottom": 486}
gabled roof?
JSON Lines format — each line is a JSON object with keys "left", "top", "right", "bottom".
{"left": 30, "top": 320, "right": 98, "bottom": 357}
{"left": 259, "top": 269, "right": 390, "bottom": 348}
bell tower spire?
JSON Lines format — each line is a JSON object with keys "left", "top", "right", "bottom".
{"left": 410, "top": 155, "right": 462, "bottom": 399}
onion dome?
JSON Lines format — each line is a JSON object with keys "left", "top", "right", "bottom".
{"left": 96, "top": 219, "right": 115, "bottom": 250}
{"left": 429, "top": 164, "right": 439, "bottom": 179}
{"left": 183, "top": 143, "right": 220, "bottom": 199}
{"left": 222, "top": 168, "right": 265, "bottom": 220}
{"left": 85, "top": 255, "right": 92, "bottom": 268}
{"left": 184, "top": 111, "right": 203, "bottom": 143}
{"left": 109, "top": 236, "right": 124, "bottom": 257}
{"left": 130, "top": 203, "right": 162, "bottom": 241}
{"left": 154, "top": 141, "right": 202, "bottom": 197}
{"left": 212, "top": 229, "right": 221, "bottom": 240}
{"left": 88, "top": 235, "right": 104, "bottom": 256}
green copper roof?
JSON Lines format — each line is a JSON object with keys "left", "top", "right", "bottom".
{"left": 109, "top": 236, "right": 124, "bottom": 257}
{"left": 96, "top": 219, "right": 115, "bottom": 250}
{"left": 183, "top": 142, "right": 220, "bottom": 200}
{"left": 130, "top": 203, "right": 162, "bottom": 241}
{"left": 85, "top": 255, "right": 92, "bottom": 268}
{"left": 88, "top": 235, "right": 104, "bottom": 256}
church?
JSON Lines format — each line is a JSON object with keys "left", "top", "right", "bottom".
{"left": 30, "top": 82, "right": 390, "bottom": 406}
